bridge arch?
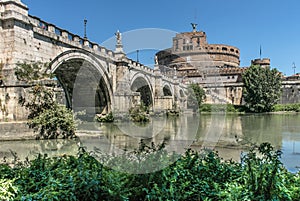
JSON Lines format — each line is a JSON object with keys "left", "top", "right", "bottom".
{"left": 130, "top": 72, "right": 154, "bottom": 107}
{"left": 162, "top": 83, "right": 173, "bottom": 96}
{"left": 50, "top": 50, "right": 113, "bottom": 118}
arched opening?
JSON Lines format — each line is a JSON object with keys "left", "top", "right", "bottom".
{"left": 53, "top": 58, "right": 111, "bottom": 119}
{"left": 163, "top": 85, "right": 172, "bottom": 96}
{"left": 131, "top": 77, "right": 153, "bottom": 107}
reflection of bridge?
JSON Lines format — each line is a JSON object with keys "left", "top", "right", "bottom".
{"left": 0, "top": 0, "right": 187, "bottom": 120}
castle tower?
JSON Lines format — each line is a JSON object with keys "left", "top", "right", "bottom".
{"left": 156, "top": 23, "right": 240, "bottom": 71}
{"left": 251, "top": 58, "right": 271, "bottom": 68}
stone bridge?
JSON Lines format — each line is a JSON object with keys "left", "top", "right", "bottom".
{"left": 0, "top": 0, "right": 187, "bottom": 120}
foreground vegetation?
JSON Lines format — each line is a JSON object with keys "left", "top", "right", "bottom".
{"left": 0, "top": 143, "right": 300, "bottom": 200}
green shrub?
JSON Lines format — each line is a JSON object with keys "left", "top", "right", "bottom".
{"left": 273, "top": 103, "right": 300, "bottom": 112}
{"left": 0, "top": 179, "right": 18, "bottom": 201}
{"left": 200, "top": 104, "right": 212, "bottom": 112}
{"left": 129, "top": 104, "right": 150, "bottom": 123}
{"left": 200, "top": 104, "right": 244, "bottom": 113}
{"left": 13, "top": 149, "right": 127, "bottom": 201}
{"left": 95, "top": 112, "right": 114, "bottom": 123}
{"left": 0, "top": 143, "right": 299, "bottom": 200}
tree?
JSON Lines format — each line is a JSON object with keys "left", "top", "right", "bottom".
{"left": 187, "top": 83, "right": 206, "bottom": 110}
{"left": 242, "top": 65, "right": 282, "bottom": 113}
{"left": 15, "top": 62, "right": 76, "bottom": 139}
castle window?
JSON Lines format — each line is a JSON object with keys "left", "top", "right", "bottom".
{"left": 197, "top": 38, "right": 200, "bottom": 46}
{"left": 236, "top": 50, "right": 239, "bottom": 54}
{"left": 230, "top": 48, "right": 234, "bottom": 52}
{"left": 222, "top": 47, "right": 228, "bottom": 51}
{"left": 183, "top": 45, "right": 193, "bottom": 51}
{"left": 183, "top": 39, "right": 186, "bottom": 44}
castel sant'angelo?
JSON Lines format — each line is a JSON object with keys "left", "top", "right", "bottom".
{"left": 156, "top": 23, "right": 299, "bottom": 105}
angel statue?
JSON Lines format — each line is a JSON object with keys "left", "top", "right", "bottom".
{"left": 115, "top": 30, "right": 122, "bottom": 45}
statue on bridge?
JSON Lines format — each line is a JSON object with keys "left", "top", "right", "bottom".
{"left": 155, "top": 55, "right": 158, "bottom": 65}
{"left": 115, "top": 30, "right": 122, "bottom": 45}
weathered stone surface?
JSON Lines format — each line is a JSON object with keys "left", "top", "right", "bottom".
{"left": 0, "top": 0, "right": 187, "bottom": 122}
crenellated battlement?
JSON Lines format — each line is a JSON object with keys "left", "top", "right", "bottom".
{"left": 28, "top": 15, "right": 116, "bottom": 59}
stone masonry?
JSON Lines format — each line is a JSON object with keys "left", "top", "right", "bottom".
{"left": 0, "top": 0, "right": 187, "bottom": 121}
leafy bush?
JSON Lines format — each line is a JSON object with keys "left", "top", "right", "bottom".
{"left": 30, "top": 105, "right": 75, "bottom": 139}
{"left": 200, "top": 104, "right": 245, "bottom": 113}
{"left": 129, "top": 104, "right": 150, "bottom": 123}
{"left": 13, "top": 149, "right": 126, "bottom": 201}
{"left": 0, "top": 179, "right": 18, "bottom": 201}
{"left": 0, "top": 143, "right": 299, "bottom": 200}
{"left": 15, "top": 63, "right": 76, "bottom": 139}
{"left": 95, "top": 112, "right": 114, "bottom": 123}
{"left": 200, "top": 103, "right": 212, "bottom": 112}
{"left": 273, "top": 103, "right": 300, "bottom": 112}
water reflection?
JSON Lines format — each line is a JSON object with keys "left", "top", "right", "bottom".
{"left": 78, "top": 114, "right": 199, "bottom": 159}
{"left": 0, "top": 114, "right": 300, "bottom": 172}
{"left": 0, "top": 139, "right": 79, "bottom": 164}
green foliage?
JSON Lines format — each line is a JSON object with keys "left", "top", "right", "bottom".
{"left": 129, "top": 104, "right": 150, "bottom": 123}
{"left": 145, "top": 150, "right": 241, "bottom": 201}
{"left": 95, "top": 112, "right": 114, "bottom": 123}
{"left": 200, "top": 104, "right": 246, "bottom": 113}
{"left": 0, "top": 143, "right": 300, "bottom": 200}
{"left": 14, "top": 150, "right": 105, "bottom": 201}
{"left": 243, "top": 65, "right": 282, "bottom": 113}
{"left": 187, "top": 83, "right": 206, "bottom": 110}
{"left": 30, "top": 105, "right": 76, "bottom": 139}
{"left": 15, "top": 62, "right": 54, "bottom": 82}
{"left": 239, "top": 143, "right": 289, "bottom": 200}
{"left": 15, "top": 63, "right": 76, "bottom": 139}
{"left": 0, "top": 179, "right": 18, "bottom": 201}
{"left": 166, "top": 109, "right": 180, "bottom": 117}
{"left": 273, "top": 103, "right": 300, "bottom": 112}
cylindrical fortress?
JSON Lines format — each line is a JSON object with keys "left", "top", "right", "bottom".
{"left": 157, "top": 30, "right": 240, "bottom": 69}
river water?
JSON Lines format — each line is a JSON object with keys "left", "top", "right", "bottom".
{"left": 0, "top": 113, "right": 300, "bottom": 172}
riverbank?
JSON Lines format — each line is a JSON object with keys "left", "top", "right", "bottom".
{"left": 199, "top": 103, "right": 300, "bottom": 114}
{"left": 0, "top": 122, "right": 36, "bottom": 141}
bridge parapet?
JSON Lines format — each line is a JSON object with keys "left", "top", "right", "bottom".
{"left": 121, "top": 58, "right": 181, "bottom": 86}
{"left": 27, "top": 15, "right": 116, "bottom": 60}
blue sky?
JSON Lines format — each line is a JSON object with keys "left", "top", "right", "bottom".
{"left": 22, "top": 0, "right": 300, "bottom": 76}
